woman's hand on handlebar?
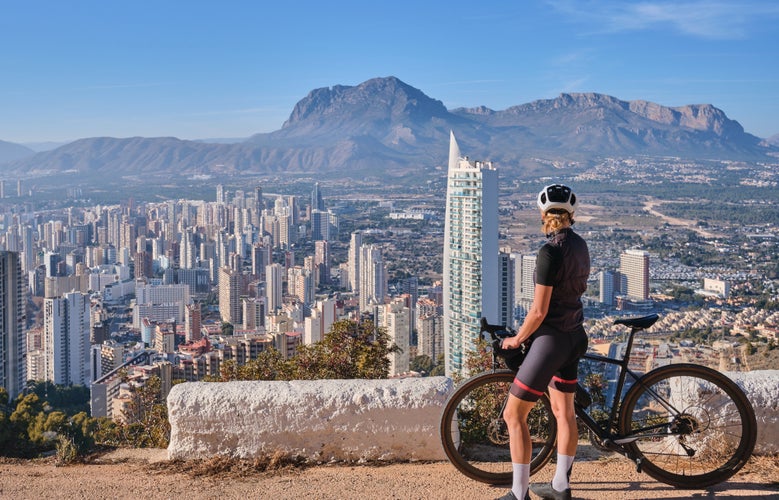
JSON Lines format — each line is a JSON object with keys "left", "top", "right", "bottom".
{"left": 500, "top": 335, "right": 524, "bottom": 350}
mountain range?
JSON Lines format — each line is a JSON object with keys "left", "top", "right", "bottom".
{"left": 1, "top": 76, "right": 776, "bottom": 179}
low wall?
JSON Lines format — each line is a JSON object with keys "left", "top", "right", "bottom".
{"left": 167, "top": 377, "right": 454, "bottom": 461}
{"left": 167, "top": 370, "right": 777, "bottom": 461}
{"left": 726, "top": 370, "right": 778, "bottom": 454}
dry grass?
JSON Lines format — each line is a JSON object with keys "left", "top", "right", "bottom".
{"left": 740, "top": 454, "right": 779, "bottom": 485}
{"left": 145, "top": 451, "right": 308, "bottom": 479}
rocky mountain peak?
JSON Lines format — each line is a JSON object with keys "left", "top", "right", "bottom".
{"left": 282, "top": 76, "right": 449, "bottom": 129}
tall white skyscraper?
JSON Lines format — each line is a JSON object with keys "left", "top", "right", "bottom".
{"left": 348, "top": 231, "right": 362, "bottom": 293}
{"left": 443, "top": 132, "right": 499, "bottom": 377}
{"left": 266, "top": 263, "right": 283, "bottom": 312}
{"left": 359, "top": 244, "right": 387, "bottom": 312}
{"left": 0, "top": 252, "right": 26, "bottom": 400}
{"left": 44, "top": 291, "right": 91, "bottom": 386}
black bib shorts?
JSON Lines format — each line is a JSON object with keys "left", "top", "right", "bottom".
{"left": 509, "top": 325, "right": 588, "bottom": 402}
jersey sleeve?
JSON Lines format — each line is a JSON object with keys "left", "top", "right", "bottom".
{"left": 535, "top": 244, "right": 562, "bottom": 286}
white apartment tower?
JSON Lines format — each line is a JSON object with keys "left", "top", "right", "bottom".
{"left": 0, "top": 252, "right": 26, "bottom": 400}
{"left": 44, "top": 291, "right": 91, "bottom": 386}
{"left": 218, "top": 267, "right": 242, "bottom": 325}
{"left": 443, "top": 132, "right": 499, "bottom": 377}
{"left": 266, "top": 263, "right": 284, "bottom": 312}
{"left": 359, "top": 244, "right": 387, "bottom": 312}
{"left": 348, "top": 231, "right": 362, "bottom": 293}
{"left": 379, "top": 298, "right": 411, "bottom": 376}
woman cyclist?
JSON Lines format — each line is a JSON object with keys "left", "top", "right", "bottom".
{"left": 497, "top": 184, "right": 590, "bottom": 500}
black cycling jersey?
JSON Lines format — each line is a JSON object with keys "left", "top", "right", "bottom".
{"left": 535, "top": 228, "right": 590, "bottom": 333}
{"left": 511, "top": 227, "right": 591, "bottom": 402}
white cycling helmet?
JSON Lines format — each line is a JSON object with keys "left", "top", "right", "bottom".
{"left": 537, "top": 184, "right": 577, "bottom": 214}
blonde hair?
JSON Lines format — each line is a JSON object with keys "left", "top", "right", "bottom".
{"left": 542, "top": 209, "right": 574, "bottom": 236}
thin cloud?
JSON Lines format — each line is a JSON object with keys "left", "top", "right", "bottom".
{"left": 181, "top": 107, "right": 287, "bottom": 118}
{"left": 559, "top": 78, "right": 590, "bottom": 93}
{"left": 82, "top": 82, "right": 175, "bottom": 90}
{"left": 546, "top": 0, "right": 779, "bottom": 39}
{"left": 429, "top": 79, "right": 506, "bottom": 87}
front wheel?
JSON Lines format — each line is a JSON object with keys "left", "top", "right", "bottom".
{"left": 440, "top": 370, "right": 556, "bottom": 485}
{"left": 619, "top": 364, "right": 757, "bottom": 488}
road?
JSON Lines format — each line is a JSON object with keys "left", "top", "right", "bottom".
{"left": 1, "top": 448, "right": 776, "bottom": 499}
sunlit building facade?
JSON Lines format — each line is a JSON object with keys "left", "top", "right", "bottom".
{"left": 443, "top": 132, "right": 499, "bottom": 377}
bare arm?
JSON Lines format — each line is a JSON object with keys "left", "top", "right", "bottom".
{"left": 502, "top": 283, "right": 552, "bottom": 348}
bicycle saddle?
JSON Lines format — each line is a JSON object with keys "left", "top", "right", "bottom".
{"left": 613, "top": 314, "right": 659, "bottom": 330}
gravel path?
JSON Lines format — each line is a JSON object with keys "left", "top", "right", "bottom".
{"left": 1, "top": 448, "right": 777, "bottom": 499}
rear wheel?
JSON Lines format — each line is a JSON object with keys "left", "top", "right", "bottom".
{"left": 619, "top": 364, "right": 756, "bottom": 488}
{"left": 440, "top": 370, "right": 556, "bottom": 485}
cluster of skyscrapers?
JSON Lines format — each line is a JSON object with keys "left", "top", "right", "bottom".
{"left": 0, "top": 134, "right": 659, "bottom": 414}
{"left": 0, "top": 177, "right": 438, "bottom": 417}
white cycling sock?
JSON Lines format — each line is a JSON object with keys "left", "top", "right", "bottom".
{"left": 512, "top": 462, "right": 529, "bottom": 499}
{"left": 552, "top": 453, "right": 574, "bottom": 491}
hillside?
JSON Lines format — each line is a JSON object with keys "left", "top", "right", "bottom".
{"left": 2, "top": 77, "right": 775, "bottom": 181}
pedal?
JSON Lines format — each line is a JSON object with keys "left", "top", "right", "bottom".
{"left": 635, "top": 458, "right": 642, "bottom": 473}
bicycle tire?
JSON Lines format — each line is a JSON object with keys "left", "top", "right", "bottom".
{"left": 440, "top": 369, "right": 556, "bottom": 485}
{"left": 618, "top": 363, "right": 756, "bottom": 488}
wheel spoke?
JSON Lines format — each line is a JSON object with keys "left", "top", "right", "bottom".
{"left": 619, "top": 365, "right": 756, "bottom": 488}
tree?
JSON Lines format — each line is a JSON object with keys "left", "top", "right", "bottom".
{"left": 293, "top": 319, "right": 399, "bottom": 379}
{"left": 410, "top": 354, "right": 435, "bottom": 375}
{"left": 430, "top": 353, "right": 446, "bottom": 376}
{"left": 120, "top": 376, "right": 170, "bottom": 447}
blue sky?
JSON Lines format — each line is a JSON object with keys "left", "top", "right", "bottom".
{"left": 1, "top": 0, "right": 778, "bottom": 144}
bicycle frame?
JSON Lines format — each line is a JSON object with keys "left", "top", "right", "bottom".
{"left": 574, "top": 321, "right": 673, "bottom": 464}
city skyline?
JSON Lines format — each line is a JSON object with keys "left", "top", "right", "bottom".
{"left": 1, "top": 1, "right": 779, "bottom": 144}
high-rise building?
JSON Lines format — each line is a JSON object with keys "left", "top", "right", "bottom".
{"left": 311, "top": 182, "right": 324, "bottom": 212}
{"left": 266, "top": 263, "right": 283, "bottom": 312}
{"left": 218, "top": 267, "right": 242, "bottom": 325}
{"left": 348, "top": 231, "right": 362, "bottom": 293}
{"left": 184, "top": 303, "right": 202, "bottom": 342}
{"left": 620, "top": 249, "right": 650, "bottom": 300}
{"left": 179, "top": 230, "right": 197, "bottom": 269}
{"left": 359, "top": 244, "right": 387, "bottom": 312}
{"left": 518, "top": 254, "right": 537, "bottom": 302}
{"left": 310, "top": 210, "right": 330, "bottom": 241}
{"left": 242, "top": 296, "right": 266, "bottom": 330}
{"left": 442, "top": 132, "right": 499, "bottom": 377}
{"left": 0, "top": 252, "right": 26, "bottom": 401}
{"left": 599, "top": 270, "right": 618, "bottom": 305}
{"left": 378, "top": 298, "right": 411, "bottom": 376}
{"left": 251, "top": 243, "right": 269, "bottom": 278}
{"left": 44, "top": 291, "right": 91, "bottom": 386}
{"left": 498, "top": 251, "right": 514, "bottom": 328}
{"left": 416, "top": 297, "right": 443, "bottom": 362}
{"left": 314, "top": 240, "right": 329, "bottom": 285}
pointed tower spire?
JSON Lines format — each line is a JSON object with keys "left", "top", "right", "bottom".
{"left": 448, "top": 131, "right": 461, "bottom": 171}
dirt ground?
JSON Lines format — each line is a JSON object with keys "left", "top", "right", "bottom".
{"left": 1, "top": 447, "right": 777, "bottom": 500}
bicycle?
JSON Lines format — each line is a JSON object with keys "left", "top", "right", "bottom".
{"left": 440, "top": 314, "right": 757, "bottom": 489}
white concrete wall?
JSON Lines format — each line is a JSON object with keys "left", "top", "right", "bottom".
{"left": 726, "top": 370, "right": 778, "bottom": 455}
{"left": 167, "top": 371, "right": 777, "bottom": 461}
{"left": 167, "top": 377, "right": 454, "bottom": 461}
